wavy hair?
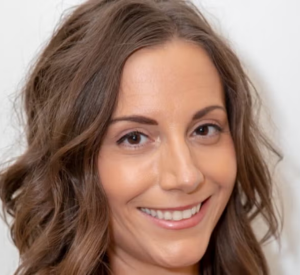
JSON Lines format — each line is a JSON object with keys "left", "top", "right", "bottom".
{"left": 0, "top": 0, "right": 281, "bottom": 274}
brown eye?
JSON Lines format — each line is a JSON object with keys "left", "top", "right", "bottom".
{"left": 127, "top": 133, "right": 141, "bottom": 144}
{"left": 195, "top": 126, "right": 209, "bottom": 136}
{"left": 194, "top": 124, "right": 222, "bottom": 137}
{"left": 117, "top": 131, "right": 149, "bottom": 147}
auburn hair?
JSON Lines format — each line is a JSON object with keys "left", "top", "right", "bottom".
{"left": 0, "top": 0, "right": 281, "bottom": 274}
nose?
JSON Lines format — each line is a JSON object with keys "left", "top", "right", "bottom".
{"left": 158, "top": 138, "right": 204, "bottom": 193}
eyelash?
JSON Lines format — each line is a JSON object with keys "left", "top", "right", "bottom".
{"left": 116, "top": 123, "right": 223, "bottom": 149}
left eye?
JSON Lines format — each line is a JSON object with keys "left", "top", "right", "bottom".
{"left": 117, "top": 131, "right": 149, "bottom": 147}
{"left": 193, "top": 124, "right": 222, "bottom": 137}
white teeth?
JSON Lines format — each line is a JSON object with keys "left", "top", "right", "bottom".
{"left": 173, "top": 211, "right": 183, "bottom": 221}
{"left": 141, "top": 202, "right": 202, "bottom": 221}
{"left": 182, "top": 209, "right": 192, "bottom": 219}
{"left": 192, "top": 206, "right": 196, "bottom": 215}
{"left": 164, "top": 211, "right": 172, "bottom": 220}
{"left": 157, "top": 210, "right": 163, "bottom": 219}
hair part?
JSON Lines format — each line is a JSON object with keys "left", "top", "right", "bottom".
{"left": 1, "top": 0, "right": 281, "bottom": 274}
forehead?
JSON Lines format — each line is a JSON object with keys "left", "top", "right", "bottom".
{"left": 115, "top": 39, "right": 224, "bottom": 118}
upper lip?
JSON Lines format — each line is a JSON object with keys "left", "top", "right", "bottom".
{"left": 139, "top": 196, "right": 210, "bottom": 211}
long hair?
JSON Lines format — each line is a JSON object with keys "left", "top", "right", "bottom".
{"left": 0, "top": 0, "right": 281, "bottom": 274}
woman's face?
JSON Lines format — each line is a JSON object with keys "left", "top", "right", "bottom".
{"left": 98, "top": 39, "right": 237, "bottom": 273}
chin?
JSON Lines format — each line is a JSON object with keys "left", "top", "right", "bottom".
{"left": 153, "top": 239, "right": 208, "bottom": 269}
{"left": 153, "top": 254, "right": 201, "bottom": 273}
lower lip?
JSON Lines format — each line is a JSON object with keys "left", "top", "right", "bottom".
{"left": 139, "top": 197, "right": 211, "bottom": 230}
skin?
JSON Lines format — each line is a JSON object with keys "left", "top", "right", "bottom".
{"left": 98, "top": 39, "right": 237, "bottom": 275}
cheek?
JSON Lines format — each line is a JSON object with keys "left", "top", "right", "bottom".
{"left": 196, "top": 139, "right": 237, "bottom": 189}
{"left": 195, "top": 139, "right": 237, "bottom": 226}
{"left": 97, "top": 152, "right": 157, "bottom": 207}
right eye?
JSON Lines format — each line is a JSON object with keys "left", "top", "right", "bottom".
{"left": 117, "top": 131, "right": 149, "bottom": 149}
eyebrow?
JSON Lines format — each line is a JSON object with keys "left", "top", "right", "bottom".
{"left": 109, "top": 105, "right": 226, "bottom": 126}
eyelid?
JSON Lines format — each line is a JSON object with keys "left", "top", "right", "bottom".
{"left": 115, "top": 127, "right": 149, "bottom": 141}
{"left": 115, "top": 121, "right": 225, "bottom": 149}
{"left": 116, "top": 130, "right": 149, "bottom": 145}
{"left": 191, "top": 121, "right": 223, "bottom": 134}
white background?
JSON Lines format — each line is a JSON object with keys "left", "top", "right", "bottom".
{"left": 0, "top": 0, "right": 299, "bottom": 274}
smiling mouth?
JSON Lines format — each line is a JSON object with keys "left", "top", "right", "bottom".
{"left": 139, "top": 202, "right": 202, "bottom": 222}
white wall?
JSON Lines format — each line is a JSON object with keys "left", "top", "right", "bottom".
{"left": 0, "top": 0, "right": 299, "bottom": 274}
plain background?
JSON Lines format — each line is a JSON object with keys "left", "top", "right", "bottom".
{"left": 0, "top": 0, "right": 299, "bottom": 274}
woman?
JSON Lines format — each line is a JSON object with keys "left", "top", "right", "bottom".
{"left": 0, "top": 0, "right": 281, "bottom": 274}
